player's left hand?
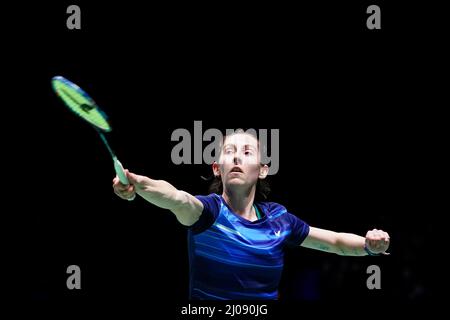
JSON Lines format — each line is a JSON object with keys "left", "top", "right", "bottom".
{"left": 365, "top": 229, "right": 390, "bottom": 255}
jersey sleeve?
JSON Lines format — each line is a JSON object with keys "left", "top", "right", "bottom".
{"left": 189, "top": 193, "right": 221, "bottom": 234}
{"left": 285, "top": 212, "right": 310, "bottom": 247}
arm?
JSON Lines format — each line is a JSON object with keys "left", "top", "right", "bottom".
{"left": 113, "top": 170, "right": 203, "bottom": 226}
{"left": 301, "top": 227, "right": 390, "bottom": 256}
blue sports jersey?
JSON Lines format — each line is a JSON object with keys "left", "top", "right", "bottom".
{"left": 188, "top": 194, "right": 310, "bottom": 300}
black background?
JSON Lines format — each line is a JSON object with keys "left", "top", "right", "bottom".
{"left": 6, "top": 0, "right": 440, "bottom": 317}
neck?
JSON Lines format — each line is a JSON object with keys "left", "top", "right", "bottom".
{"left": 222, "top": 185, "right": 256, "bottom": 220}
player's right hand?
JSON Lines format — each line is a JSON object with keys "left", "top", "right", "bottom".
{"left": 113, "top": 170, "right": 136, "bottom": 201}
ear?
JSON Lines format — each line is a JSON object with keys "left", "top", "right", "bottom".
{"left": 259, "top": 164, "right": 269, "bottom": 179}
{"left": 212, "top": 161, "right": 221, "bottom": 177}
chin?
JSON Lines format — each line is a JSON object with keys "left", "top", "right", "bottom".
{"left": 225, "top": 179, "right": 247, "bottom": 188}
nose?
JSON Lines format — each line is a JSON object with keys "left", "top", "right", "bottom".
{"left": 233, "top": 153, "right": 242, "bottom": 165}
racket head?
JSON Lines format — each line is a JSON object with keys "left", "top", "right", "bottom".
{"left": 51, "top": 76, "right": 112, "bottom": 132}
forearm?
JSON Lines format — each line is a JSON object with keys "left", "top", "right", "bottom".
{"left": 134, "top": 178, "right": 183, "bottom": 210}
{"left": 302, "top": 227, "right": 367, "bottom": 256}
{"left": 335, "top": 233, "right": 367, "bottom": 256}
{"left": 132, "top": 176, "right": 202, "bottom": 226}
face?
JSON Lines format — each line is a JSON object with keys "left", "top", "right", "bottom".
{"left": 213, "top": 133, "right": 268, "bottom": 193}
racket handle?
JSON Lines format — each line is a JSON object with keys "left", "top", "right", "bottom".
{"left": 113, "top": 156, "right": 129, "bottom": 185}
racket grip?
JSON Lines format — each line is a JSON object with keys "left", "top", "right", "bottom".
{"left": 113, "top": 157, "right": 129, "bottom": 185}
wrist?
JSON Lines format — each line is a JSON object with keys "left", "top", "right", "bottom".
{"left": 364, "top": 244, "right": 381, "bottom": 256}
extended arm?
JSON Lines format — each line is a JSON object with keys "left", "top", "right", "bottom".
{"left": 301, "top": 227, "right": 390, "bottom": 256}
{"left": 113, "top": 170, "right": 203, "bottom": 226}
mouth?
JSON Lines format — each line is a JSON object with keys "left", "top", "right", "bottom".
{"left": 230, "top": 167, "right": 244, "bottom": 174}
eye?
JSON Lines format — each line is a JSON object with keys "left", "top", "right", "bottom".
{"left": 224, "top": 148, "right": 233, "bottom": 155}
{"left": 244, "top": 150, "right": 253, "bottom": 156}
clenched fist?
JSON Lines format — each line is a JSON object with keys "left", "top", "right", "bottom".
{"left": 112, "top": 170, "right": 136, "bottom": 201}
{"left": 365, "top": 229, "right": 390, "bottom": 255}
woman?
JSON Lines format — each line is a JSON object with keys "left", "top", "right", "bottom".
{"left": 113, "top": 130, "right": 390, "bottom": 300}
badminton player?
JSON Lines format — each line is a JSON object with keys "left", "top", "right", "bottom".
{"left": 113, "top": 130, "right": 390, "bottom": 300}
